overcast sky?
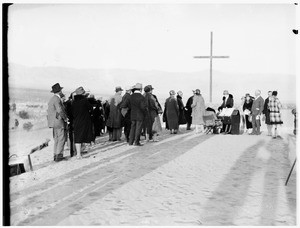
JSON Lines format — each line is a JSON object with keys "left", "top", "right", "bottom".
{"left": 8, "top": 3, "right": 296, "bottom": 75}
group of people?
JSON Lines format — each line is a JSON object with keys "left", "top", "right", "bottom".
{"left": 48, "top": 83, "right": 109, "bottom": 161}
{"left": 47, "top": 82, "right": 285, "bottom": 162}
{"left": 239, "top": 90, "right": 284, "bottom": 138}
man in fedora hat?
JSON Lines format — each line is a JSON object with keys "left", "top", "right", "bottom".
{"left": 122, "top": 83, "right": 147, "bottom": 146}
{"left": 47, "top": 83, "right": 68, "bottom": 162}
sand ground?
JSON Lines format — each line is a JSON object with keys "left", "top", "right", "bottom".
{"left": 9, "top": 126, "right": 297, "bottom": 226}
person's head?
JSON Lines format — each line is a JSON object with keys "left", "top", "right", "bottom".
{"left": 144, "top": 85, "right": 151, "bottom": 93}
{"left": 268, "top": 91, "right": 273, "bottom": 97}
{"left": 255, "top": 90, "right": 261, "bottom": 97}
{"left": 51, "top": 83, "right": 63, "bottom": 96}
{"left": 272, "top": 91, "right": 278, "bottom": 97}
{"left": 177, "top": 91, "right": 183, "bottom": 97}
{"left": 133, "top": 83, "right": 143, "bottom": 92}
{"left": 192, "top": 90, "right": 196, "bottom": 95}
{"left": 75, "top": 86, "right": 86, "bottom": 96}
{"left": 115, "top": 86, "right": 123, "bottom": 95}
{"left": 223, "top": 90, "right": 229, "bottom": 96}
{"left": 147, "top": 85, "right": 154, "bottom": 94}
{"left": 245, "top": 93, "right": 251, "bottom": 101}
{"left": 125, "top": 86, "right": 132, "bottom": 94}
{"left": 169, "top": 90, "right": 176, "bottom": 97}
{"left": 195, "top": 89, "right": 201, "bottom": 95}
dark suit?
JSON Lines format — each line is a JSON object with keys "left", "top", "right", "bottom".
{"left": 218, "top": 94, "right": 234, "bottom": 111}
{"left": 185, "top": 96, "right": 194, "bottom": 130}
{"left": 123, "top": 91, "right": 147, "bottom": 145}
{"left": 47, "top": 95, "right": 68, "bottom": 160}
{"left": 120, "top": 92, "right": 132, "bottom": 142}
{"left": 251, "top": 96, "right": 264, "bottom": 134}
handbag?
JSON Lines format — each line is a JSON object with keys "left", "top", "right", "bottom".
{"left": 152, "top": 116, "right": 162, "bottom": 133}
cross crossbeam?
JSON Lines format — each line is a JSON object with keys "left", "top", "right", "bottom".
{"left": 194, "top": 32, "right": 229, "bottom": 102}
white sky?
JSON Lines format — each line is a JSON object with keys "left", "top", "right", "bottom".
{"left": 8, "top": 3, "right": 296, "bottom": 74}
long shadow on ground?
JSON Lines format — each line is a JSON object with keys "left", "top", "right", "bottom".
{"left": 201, "top": 140, "right": 266, "bottom": 225}
{"left": 260, "top": 136, "right": 296, "bottom": 225}
{"left": 12, "top": 132, "right": 213, "bottom": 225}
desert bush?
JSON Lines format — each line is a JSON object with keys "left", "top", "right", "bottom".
{"left": 18, "top": 110, "right": 30, "bottom": 119}
{"left": 23, "top": 122, "right": 33, "bottom": 131}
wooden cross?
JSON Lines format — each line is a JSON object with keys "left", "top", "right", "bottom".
{"left": 194, "top": 32, "right": 229, "bottom": 102}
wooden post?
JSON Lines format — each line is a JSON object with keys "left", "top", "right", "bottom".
{"left": 210, "top": 31, "right": 213, "bottom": 103}
{"left": 285, "top": 158, "right": 297, "bottom": 186}
{"left": 28, "top": 154, "right": 33, "bottom": 171}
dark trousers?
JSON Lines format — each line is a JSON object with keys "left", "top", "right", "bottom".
{"left": 251, "top": 114, "right": 261, "bottom": 133}
{"left": 129, "top": 120, "right": 143, "bottom": 145}
{"left": 124, "top": 116, "right": 131, "bottom": 142}
{"left": 245, "top": 115, "right": 252, "bottom": 129}
{"left": 145, "top": 116, "right": 155, "bottom": 139}
{"left": 68, "top": 128, "right": 75, "bottom": 157}
{"left": 186, "top": 121, "right": 192, "bottom": 130}
{"left": 109, "top": 128, "right": 122, "bottom": 141}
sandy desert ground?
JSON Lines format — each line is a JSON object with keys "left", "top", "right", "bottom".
{"left": 9, "top": 108, "right": 297, "bottom": 226}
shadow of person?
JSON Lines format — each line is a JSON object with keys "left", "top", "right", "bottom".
{"left": 201, "top": 140, "right": 266, "bottom": 225}
{"left": 260, "top": 136, "right": 296, "bottom": 225}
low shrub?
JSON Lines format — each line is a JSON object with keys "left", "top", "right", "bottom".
{"left": 23, "top": 122, "right": 33, "bottom": 131}
{"left": 18, "top": 110, "right": 30, "bottom": 119}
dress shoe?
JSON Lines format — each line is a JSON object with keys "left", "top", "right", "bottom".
{"left": 134, "top": 143, "right": 143, "bottom": 146}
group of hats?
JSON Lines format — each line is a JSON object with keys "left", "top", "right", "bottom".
{"left": 117, "top": 83, "right": 149, "bottom": 92}
{"left": 51, "top": 83, "right": 90, "bottom": 96}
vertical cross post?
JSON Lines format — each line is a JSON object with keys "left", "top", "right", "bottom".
{"left": 194, "top": 32, "right": 229, "bottom": 103}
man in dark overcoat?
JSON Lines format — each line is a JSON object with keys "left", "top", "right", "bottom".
{"left": 123, "top": 83, "right": 147, "bottom": 146}
{"left": 120, "top": 86, "right": 133, "bottom": 142}
{"left": 185, "top": 90, "right": 195, "bottom": 130}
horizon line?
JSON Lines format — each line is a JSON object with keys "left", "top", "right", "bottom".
{"left": 8, "top": 62, "right": 295, "bottom": 76}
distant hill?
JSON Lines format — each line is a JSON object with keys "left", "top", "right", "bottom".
{"left": 8, "top": 63, "right": 296, "bottom": 104}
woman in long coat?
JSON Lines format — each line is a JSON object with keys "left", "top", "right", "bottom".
{"left": 177, "top": 91, "right": 187, "bottom": 126}
{"left": 191, "top": 89, "right": 205, "bottom": 134}
{"left": 72, "top": 87, "right": 93, "bottom": 158}
{"left": 106, "top": 87, "right": 123, "bottom": 141}
{"left": 165, "top": 90, "right": 179, "bottom": 134}
{"left": 268, "top": 91, "right": 283, "bottom": 139}
{"left": 144, "top": 85, "right": 159, "bottom": 141}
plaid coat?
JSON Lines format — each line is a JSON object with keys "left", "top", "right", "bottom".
{"left": 268, "top": 97, "right": 283, "bottom": 125}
